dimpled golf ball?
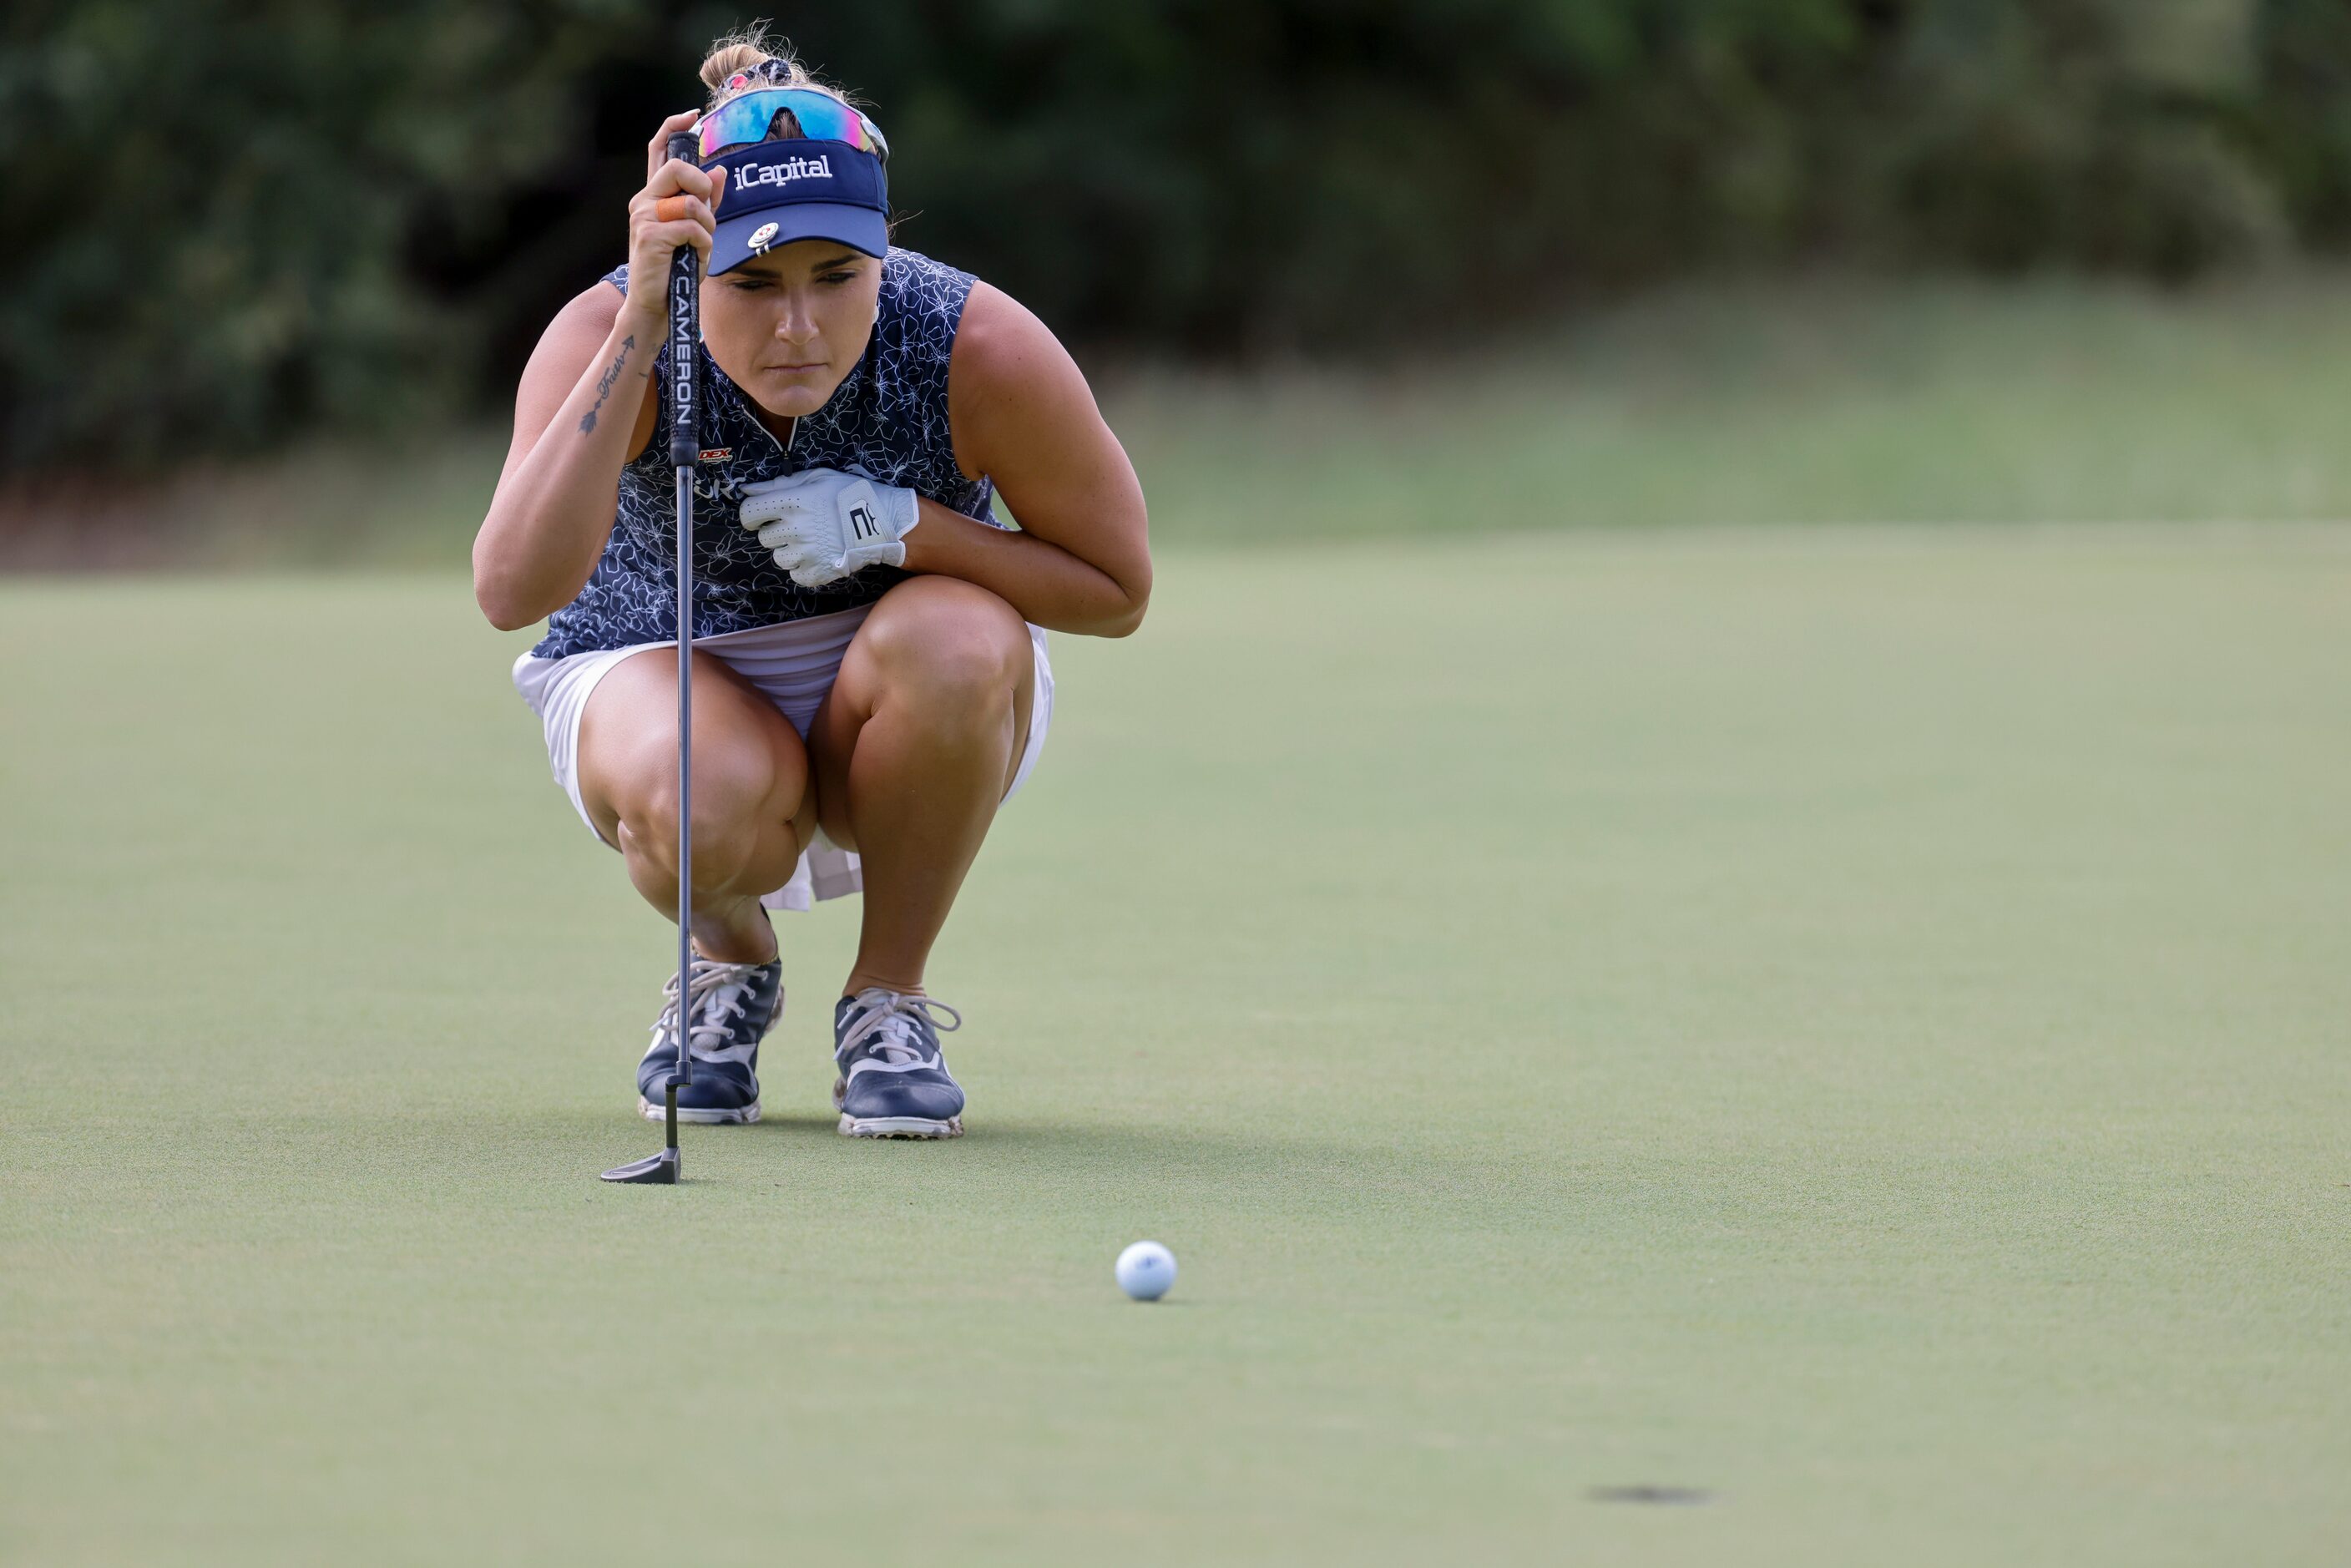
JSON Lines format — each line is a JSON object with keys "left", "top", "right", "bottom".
{"left": 1115, "top": 1240, "right": 1177, "bottom": 1301}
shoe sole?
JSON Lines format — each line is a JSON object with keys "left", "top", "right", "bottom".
{"left": 639, "top": 1097, "right": 761, "bottom": 1125}
{"left": 838, "top": 1113, "right": 963, "bottom": 1139}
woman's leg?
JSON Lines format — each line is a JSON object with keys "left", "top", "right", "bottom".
{"left": 809, "top": 577, "right": 1035, "bottom": 995}
{"left": 577, "top": 646, "right": 816, "bottom": 964}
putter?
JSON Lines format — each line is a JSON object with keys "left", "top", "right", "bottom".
{"left": 604, "top": 131, "right": 706, "bottom": 1186}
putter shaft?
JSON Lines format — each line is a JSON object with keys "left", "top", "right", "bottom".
{"left": 603, "top": 147, "right": 702, "bottom": 1187}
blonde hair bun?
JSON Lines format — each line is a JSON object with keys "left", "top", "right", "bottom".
{"left": 698, "top": 27, "right": 820, "bottom": 109}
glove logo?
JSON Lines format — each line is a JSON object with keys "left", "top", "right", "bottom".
{"left": 847, "top": 503, "right": 878, "bottom": 542}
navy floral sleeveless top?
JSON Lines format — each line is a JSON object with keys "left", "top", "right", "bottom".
{"left": 531, "top": 248, "right": 996, "bottom": 660}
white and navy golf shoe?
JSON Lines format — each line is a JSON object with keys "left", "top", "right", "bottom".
{"left": 832, "top": 989, "right": 966, "bottom": 1139}
{"left": 637, "top": 957, "right": 783, "bottom": 1125}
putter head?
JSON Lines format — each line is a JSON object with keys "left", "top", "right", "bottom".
{"left": 598, "top": 1080, "right": 682, "bottom": 1184}
{"left": 599, "top": 1147, "right": 680, "bottom": 1184}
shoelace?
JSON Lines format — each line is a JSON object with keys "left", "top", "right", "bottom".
{"left": 837, "top": 989, "right": 962, "bottom": 1067}
{"left": 652, "top": 959, "right": 768, "bottom": 1060}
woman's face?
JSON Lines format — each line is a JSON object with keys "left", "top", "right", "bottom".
{"left": 699, "top": 239, "right": 882, "bottom": 419}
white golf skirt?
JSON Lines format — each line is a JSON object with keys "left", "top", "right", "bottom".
{"left": 512, "top": 604, "right": 1053, "bottom": 911}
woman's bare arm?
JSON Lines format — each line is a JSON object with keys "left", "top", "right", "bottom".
{"left": 471, "top": 286, "right": 661, "bottom": 630}
{"left": 899, "top": 283, "right": 1151, "bottom": 637}
{"left": 473, "top": 109, "right": 721, "bottom": 631}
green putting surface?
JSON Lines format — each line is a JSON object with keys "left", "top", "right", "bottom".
{"left": 3, "top": 526, "right": 2347, "bottom": 1565}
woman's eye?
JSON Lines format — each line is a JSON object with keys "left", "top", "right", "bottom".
{"left": 821, "top": 271, "right": 856, "bottom": 286}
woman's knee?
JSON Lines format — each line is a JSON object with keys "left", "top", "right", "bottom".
{"left": 858, "top": 581, "right": 1030, "bottom": 711}
{"left": 586, "top": 666, "right": 809, "bottom": 871}
{"left": 631, "top": 752, "right": 803, "bottom": 866}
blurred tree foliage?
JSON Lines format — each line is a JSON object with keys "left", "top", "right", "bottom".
{"left": 2, "top": 0, "right": 2342, "bottom": 476}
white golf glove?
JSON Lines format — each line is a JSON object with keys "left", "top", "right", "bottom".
{"left": 736, "top": 468, "right": 921, "bottom": 587}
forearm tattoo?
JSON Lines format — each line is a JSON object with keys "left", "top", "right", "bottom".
{"left": 579, "top": 334, "right": 637, "bottom": 435}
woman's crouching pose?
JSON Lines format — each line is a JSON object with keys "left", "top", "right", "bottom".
{"left": 473, "top": 35, "right": 1150, "bottom": 1138}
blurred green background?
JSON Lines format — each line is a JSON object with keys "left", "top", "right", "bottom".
{"left": 6, "top": 0, "right": 2351, "bottom": 532}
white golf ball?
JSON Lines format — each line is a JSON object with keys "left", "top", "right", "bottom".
{"left": 1115, "top": 1240, "right": 1177, "bottom": 1301}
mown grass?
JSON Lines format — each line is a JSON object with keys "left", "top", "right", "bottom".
{"left": 6, "top": 276, "right": 2350, "bottom": 1564}
{"left": 1124, "top": 273, "right": 2351, "bottom": 538}
{"left": 4, "top": 525, "right": 2349, "bottom": 1565}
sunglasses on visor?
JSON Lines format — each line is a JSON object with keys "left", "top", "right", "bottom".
{"left": 695, "top": 87, "right": 890, "bottom": 165}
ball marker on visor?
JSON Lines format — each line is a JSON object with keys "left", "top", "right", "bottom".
{"left": 690, "top": 87, "right": 892, "bottom": 273}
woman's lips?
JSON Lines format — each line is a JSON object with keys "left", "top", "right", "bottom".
{"left": 766, "top": 362, "right": 827, "bottom": 373}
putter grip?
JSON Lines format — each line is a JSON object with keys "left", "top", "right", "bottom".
{"left": 665, "top": 130, "right": 702, "bottom": 467}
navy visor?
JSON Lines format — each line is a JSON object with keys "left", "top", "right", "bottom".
{"left": 706, "top": 140, "right": 888, "bottom": 272}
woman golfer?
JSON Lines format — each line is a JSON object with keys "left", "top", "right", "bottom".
{"left": 474, "top": 37, "right": 1150, "bottom": 1137}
